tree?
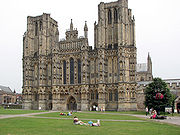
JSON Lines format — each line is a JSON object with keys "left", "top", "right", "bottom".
{"left": 144, "top": 78, "right": 172, "bottom": 113}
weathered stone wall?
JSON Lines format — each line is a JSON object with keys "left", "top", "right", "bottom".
{"left": 23, "top": 0, "right": 138, "bottom": 111}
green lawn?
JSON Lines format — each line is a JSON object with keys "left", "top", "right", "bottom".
{"left": 35, "top": 112, "right": 143, "bottom": 120}
{"left": 0, "top": 110, "right": 180, "bottom": 135}
{"left": 88, "top": 111, "right": 146, "bottom": 115}
{"left": 0, "top": 109, "right": 46, "bottom": 115}
{"left": 0, "top": 117, "right": 180, "bottom": 135}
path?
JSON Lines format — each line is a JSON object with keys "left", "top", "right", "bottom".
{"left": 0, "top": 111, "right": 57, "bottom": 119}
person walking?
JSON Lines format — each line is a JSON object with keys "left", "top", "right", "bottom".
{"left": 146, "top": 107, "right": 148, "bottom": 116}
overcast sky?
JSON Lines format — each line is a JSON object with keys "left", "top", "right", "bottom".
{"left": 0, "top": 0, "right": 180, "bottom": 93}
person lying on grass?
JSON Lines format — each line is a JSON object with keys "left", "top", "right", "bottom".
{"left": 73, "top": 116, "right": 100, "bottom": 126}
{"left": 60, "top": 112, "right": 66, "bottom": 116}
{"left": 88, "top": 120, "right": 100, "bottom": 126}
{"left": 73, "top": 116, "right": 88, "bottom": 125}
{"left": 60, "top": 112, "right": 73, "bottom": 116}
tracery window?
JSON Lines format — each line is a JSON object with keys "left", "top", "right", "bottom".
{"left": 109, "top": 91, "right": 113, "bottom": 101}
{"left": 96, "top": 92, "right": 99, "bottom": 100}
{"left": 114, "top": 90, "right": 118, "bottom": 101}
{"left": 35, "top": 22, "right": 38, "bottom": 36}
{"left": 114, "top": 8, "right": 118, "bottom": 23}
{"left": 78, "top": 59, "right": 81, "bottom": 84}
{"left": 49, "top": 93, "right": 52, "bottom": 100}
{"left": 70, "top": 58, "right": 74, "bottom": 84}
{"left": 40, "top": 21, "right": 42, "bottom": 31}
{"left": 63, "top": 60, "right": 66, "bottom": 84}
{"left": 91, "top": 93, "right": 94, "bottom": 100}
{"left": 35, "top": 92, "right": 39, "bottom": 101}
{"left": 108, "top": 9, "right": 112, "bottom": 24}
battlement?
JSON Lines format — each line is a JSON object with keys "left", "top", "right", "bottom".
{"left": 27, "top": 13, "right": 57, "bottom": 26}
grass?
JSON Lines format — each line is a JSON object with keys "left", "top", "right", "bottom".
{"left": 0, "top": 110, "right": 180, "bottom": 135}
{"left": 0, "top": 109, "right": 46, "bottom": 115}
{"left": 35, "top": 112, "right": 143, "bottom": 120}
{"left": 0, "top": 117, "right": 180, "bottom": 135}
{"left": 88, "top": 111, "right": 146, "bottom": 115}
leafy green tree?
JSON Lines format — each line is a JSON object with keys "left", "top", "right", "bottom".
{"left": 144, "top": 78, "right": 172, "bottom": 112}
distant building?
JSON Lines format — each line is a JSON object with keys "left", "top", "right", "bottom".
{"left": 136, "top": 53, "right": 153, "bottom": 82}
{"left": 0, "top": 85, "right": 16, "bottom": 105}
{"left": 137, "top": 79, "right": 180, "bottom": 112}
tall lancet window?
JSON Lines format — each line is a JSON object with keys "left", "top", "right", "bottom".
{"left": 114, "top": 8, "right": 118, "bottom": 23}
{"left": 63, "top": 60, "right": 66, "bottom": 84}
{"left": 108, "top": 9, "right": 112, "bottom": 24}
{"left": 40, "top": 21, "right": 42, "bottom": 31}
{"left": 35, "top": 22, "right": 38, "bottom": 36}
{"left": 70, "top": 58, "right": 74, "bottom": 84}
{"left": 114, "top": 90, "right": 118, "bottom": 101}
{"left": 78, "top": 59, "right": 81, "bottom": 84}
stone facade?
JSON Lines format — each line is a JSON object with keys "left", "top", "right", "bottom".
{"left": 22, "top": 0, "right": 137, "bottom": 111}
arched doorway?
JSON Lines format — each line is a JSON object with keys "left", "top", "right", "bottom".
{"left": 67, "top": 96, "right": 77, "bottom": 111}
{"left": 91, "top": 102, "right": 98, "bottom": 111}
{"left": 49, "top": 103, "right": 52, "bottom": 110}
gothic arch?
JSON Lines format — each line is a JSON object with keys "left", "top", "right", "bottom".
{"left": 108, "top": 9, "right": 112, "bottom": 24}
{"left": 63, "top": 60, "right": 66, "bottom": 84}
{"left": 66, "top": 95, "right": 77, "bottom": 111}
{"left": 91, "top": 102, "right": 98, "bottom": 111}
{"left": 114, "top": 8, "right": 118, "bottom": 23}
{"left": 70, "top": 58, "right": 74, "bottom": 84}
{"left": 35, "top": 22, "right": 38, "bottom": 36}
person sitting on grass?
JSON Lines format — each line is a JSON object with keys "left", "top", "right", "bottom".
{"left": 73, "top": 116, "right": 88, "bottom": 125}
{"left": 150, "top": 109, "right": 157, "bottom": 119}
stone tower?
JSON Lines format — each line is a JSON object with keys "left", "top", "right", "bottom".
{"left": 147, "top": 53, "right": 152, "bottom": 75}
{"left": 23, "top": 13, "right": 59, "bottom": 109}
{"left": 94, "top": 0, "right": 137, "bottom": 111}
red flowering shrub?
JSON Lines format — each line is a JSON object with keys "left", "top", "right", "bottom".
{"left": 156, "top": 93, "right": 164, "bottom": 99}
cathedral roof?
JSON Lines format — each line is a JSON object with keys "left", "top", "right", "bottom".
{"left": 136, "top": 63, "right": 147, "bottom": 72}
{"left": 0, "top": 85, "right": 13, "bottom": 94}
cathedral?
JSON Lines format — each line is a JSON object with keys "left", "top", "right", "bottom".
{"left": 22, "top": 0, "right": 138, "bottom": 111}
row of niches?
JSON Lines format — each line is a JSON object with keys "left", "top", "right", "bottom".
{"left": 59, "top": 40, "right": 84, "bottom": 50}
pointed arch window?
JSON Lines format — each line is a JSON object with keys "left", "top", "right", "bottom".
{"left": 96, "top": 91, "right": 99, "bottom": 100}
{"left": 108, "top": 9, "right": 112, "bottom": 24}
{"left": 114, "top": 90, "right": 118, "bottom": 101}
{"left": 63, "top": 60, "right": 66, "bottom": 84}
{"left": 91, "top": 92, "right": 94, "bottom": 100}
{"left": 35, "top": 22, "right": 38, "bottom": 36}
{"left": 35, "top": 92, "right": 39, "bottom": 101}
{"left": 114, "top": 8, "right": 118, "bottom": 23}
{"left": 40, "top": 21, "right": 42, "bottom": 31}
{"left": 70, "top": 58, "right": 74, "bottom": 84}
{"left": 109, "top": 91, "right": 113, "bottom": 101}
{"left": 78, "top": 59, "right": 81, "bottom": 84}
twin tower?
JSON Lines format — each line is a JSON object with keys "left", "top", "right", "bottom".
{"left": 23, "top": 0, "right": 137, "bottom": 111}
